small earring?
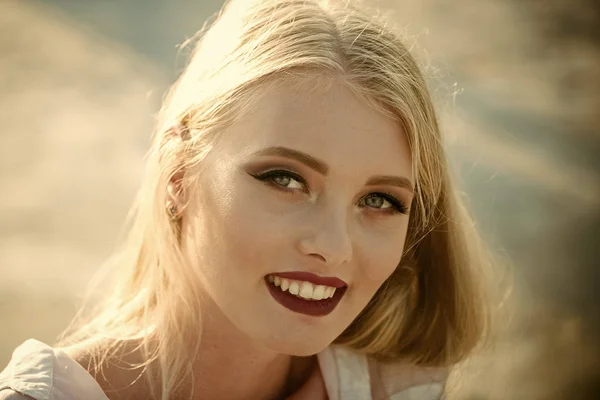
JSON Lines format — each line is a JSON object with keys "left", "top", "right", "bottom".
{"left": 166, "top": 202, "right": 179, "bottom": 221}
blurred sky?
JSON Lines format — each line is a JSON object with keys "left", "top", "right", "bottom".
{"left": 1, "top": 0, "right": 599, "bottom": 399}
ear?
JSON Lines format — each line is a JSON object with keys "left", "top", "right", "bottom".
{"left": 164, "top": 123, "right": 188, "bottom": 214}
{"left": 167, "top": 169, "right": 185, "bottom": 208}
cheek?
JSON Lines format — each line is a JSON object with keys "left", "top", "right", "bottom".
{"left": 359, "top": 225, "right": 408, "bottom": 284}
{"left": 189, "top": 174, "right": 288, "bottom": 280}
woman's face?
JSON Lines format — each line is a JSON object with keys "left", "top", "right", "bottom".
{"left": 181, "top": 78, "right": 414, "bottom": 356}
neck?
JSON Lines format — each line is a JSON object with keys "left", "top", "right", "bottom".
{"left": 185, "top": 295, "right": 316, "bottom": 400}
{"left": 72, "top": 297, "right": 318, "bottom": 400}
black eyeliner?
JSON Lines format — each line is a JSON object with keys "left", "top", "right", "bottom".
{"left": 248, "top": 169, "right": 309, "bottom": 192}
{"left": 252, "top": 169, "right": 306, "bottom": 184}
{"left": 368, "top": 192, "right": 409, "bottom": 215}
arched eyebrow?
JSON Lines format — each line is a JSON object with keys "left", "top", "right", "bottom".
{"left": 251, "top": 146, "right": 329, "bottom": 175}
{"left": 365, "top": 176, "right": 414, "bottom": 194}
{"left": 251, "top": 146, "right": 413, "bottom": 193}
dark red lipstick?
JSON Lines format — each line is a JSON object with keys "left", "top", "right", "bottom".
{"left": 264, "top": 272, "right": 347, "bottom": 317}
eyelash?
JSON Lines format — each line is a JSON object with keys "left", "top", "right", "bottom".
{"left": 363, "top": 193, "right": 409, "bottom": 215}
{"left": 250, "top": 169, "right": 409, "bottom": 215}
{"left": 251, "top": 169, "right": 308, "bottom": 192}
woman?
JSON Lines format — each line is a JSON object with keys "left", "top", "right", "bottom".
{"left": 0, "top": 0, "right": 490, "bottom": 398}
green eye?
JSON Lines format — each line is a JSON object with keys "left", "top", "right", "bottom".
{"left": 365, "top": 195, "right": 386, "bottom": 208}
{"left": 252, "top": 170, "right": 307, "bottom": 191}
{"left": 361, "top": 193, "right": 408, "bottom": 214}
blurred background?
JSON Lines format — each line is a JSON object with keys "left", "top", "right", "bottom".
{"left": 0, "top": 0, "right": 598, "bottom": 398}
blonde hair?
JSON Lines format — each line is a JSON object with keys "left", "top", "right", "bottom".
{"left": 58, "top": 0, "right": 491, "bottom": 398}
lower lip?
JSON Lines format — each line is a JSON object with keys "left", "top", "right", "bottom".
{"left": 265, "top": 278, "right": 347, "bottom": 317}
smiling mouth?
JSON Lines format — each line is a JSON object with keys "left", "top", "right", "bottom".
{"left": 264, "top": 275, "right": 347, "bottom": 317}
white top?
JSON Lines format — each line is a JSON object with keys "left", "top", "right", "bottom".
{"left": 0, "top": 339, "right": 446, "bottom": 399}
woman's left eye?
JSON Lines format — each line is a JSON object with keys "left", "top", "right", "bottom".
{"left": 360, "top": 193, "right": 408, "bottom": 215}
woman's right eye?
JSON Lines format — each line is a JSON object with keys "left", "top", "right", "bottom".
{"left": 251, "top": 170, "right": 307, "bottom": 191}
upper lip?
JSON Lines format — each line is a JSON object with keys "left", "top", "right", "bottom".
{"left": 269, "top": 271, "right": 347, "bottom": 288}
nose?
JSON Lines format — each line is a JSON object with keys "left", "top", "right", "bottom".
{"left": 297, "top": 205, "right": 353, "bottom": 268}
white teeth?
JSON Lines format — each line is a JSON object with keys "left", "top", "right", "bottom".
{"left": 289, "top": 281, "right": 300, "bottom": 295}
{"left": 312, "top": 285, "right": 325, "bottom": 300}
{"left": 268, "top": 275, "right": 340, "bottom": 300}
{"left": 299, "top": 282, "right": 314, "bottom": 299}
{"left": 324, "top": 287, "right": 335, "bottom": 299}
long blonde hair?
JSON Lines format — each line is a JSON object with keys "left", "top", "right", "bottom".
{"left": 58, "top": 0, "right": 491, "bottom": 398}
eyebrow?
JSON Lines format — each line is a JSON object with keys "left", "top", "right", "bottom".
{"left": 251, "top": 146, "right": 329, "bottom": 175}
{"left": 252, "top": 146, "right": 413, "bottom": 193}
{"left": 366, "top": 176, "right": 414, "bottom": 194}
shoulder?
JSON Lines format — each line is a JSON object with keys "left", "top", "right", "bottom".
{"left": 318, "top": 346, "right": 448, "bottom": 400}
{"left": 368, "top": 358, "right": 448, "bottom": 399}
{"left": 63, "top": 340, "right": 155, "bottom": 400}
{"left": 0, "top": 339, "right": 109, "bottom": 400}
{"left": 0, "top": 390, "right": 35, "bottom": 400}
{"left": 0, "top": 340, "right": 54, "bottom": 400}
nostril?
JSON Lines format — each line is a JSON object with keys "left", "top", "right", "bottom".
{"left": 308, "top": 253, "right": 327, "bottom": 263}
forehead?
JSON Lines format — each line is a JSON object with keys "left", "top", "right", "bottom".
{"left": 219, "top": 78, "right": 413, "bottom": 179}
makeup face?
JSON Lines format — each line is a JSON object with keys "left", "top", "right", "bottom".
{"left": 181, "top": 78, "right": 413, "bottom": 356}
